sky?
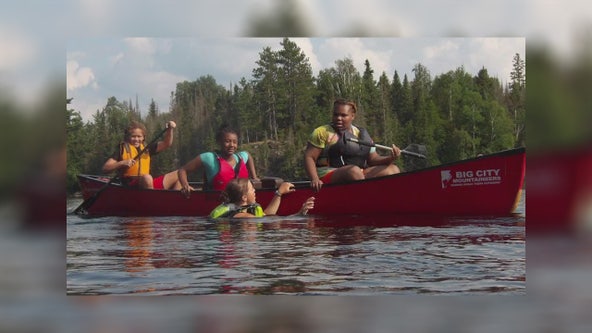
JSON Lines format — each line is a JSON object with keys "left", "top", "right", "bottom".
{"left": 67, "top": 37, "right": 524, "bottom": 121}
{"left": 1, "top": 0, "right": 590, "bottom": 121}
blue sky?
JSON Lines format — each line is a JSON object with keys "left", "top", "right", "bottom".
{"left": 67, "top": 37, "right": 524, "bottom": 121}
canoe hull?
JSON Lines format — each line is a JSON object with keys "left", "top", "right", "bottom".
{"left": 77, "top": 148, "right": 525, "bottom": 217}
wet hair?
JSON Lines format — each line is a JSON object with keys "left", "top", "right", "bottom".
{"left": 220, "top": 178, "right": 250, "bottom": 204}
{"left": 333, "top": 98, "right": 357, "bottom": 114}
{"left": 215, "top": 125, "right": 239, "bottom": 143}
{"left": 124, "top": 121, "right": 147, "bottom": 142}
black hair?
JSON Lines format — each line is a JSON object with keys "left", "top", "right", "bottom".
{"left": 333, "top": 98, "right": 357, "bottom": 113}
{"left": 215, "top": 124, "right": 239, "bottom": 143}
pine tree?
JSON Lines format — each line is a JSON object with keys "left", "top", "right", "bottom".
{"left": 253, "top": 47, "right": 280, "bottom": 141}
{"left": 277, "top": 38, "right": 315, "bottom": 142}
{"left": 508, "top": 53, "right": 526, "bottom": 147}
{"left": 360, "top": 59, "right": 379, "bottom": 131}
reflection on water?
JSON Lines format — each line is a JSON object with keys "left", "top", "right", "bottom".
{"left": 67, "top": 195, "right": 525, "bottom": 295}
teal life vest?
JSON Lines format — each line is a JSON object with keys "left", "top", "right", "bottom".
{"left": 209, "top": 203, "right": 265, "bottom": 219}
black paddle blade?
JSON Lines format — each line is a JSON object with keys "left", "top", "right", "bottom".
{"left": 72, "top": 191, "right": 99, "bottom": 216}
{"left": 72, "top": 197, "right": 95, "bottom": 216}
{"left": 72, "top": 176, "right": 122, "bottom": 216}
{"left": 402, "top": 144, "right": 429, "bottom": 171}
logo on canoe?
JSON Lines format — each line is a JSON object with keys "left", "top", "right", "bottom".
{"left": 441, "top": 169, "right": 502, "bottom": 188}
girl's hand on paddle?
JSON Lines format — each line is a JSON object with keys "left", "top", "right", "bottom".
{"left": 180, "top": 185, "right": 194, "bottom": 198}
{"left": 166, "top": 121, "right": 176, "bottom": 129}
{"left": 121, "top": 159, "right": 135, "bottom": 168}
{"left": 299, "top": 197, "right": 315, "bottom": 215}
{"left": 390, "top": 144, "right": 401, "bottom": 161}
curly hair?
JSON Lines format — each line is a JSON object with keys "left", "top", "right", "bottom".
{"left": 123, "top": 121, "right": 147, "bottom": 142}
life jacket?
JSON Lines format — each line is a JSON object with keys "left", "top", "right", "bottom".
{"left": 211, "top": 153, "right": 249, "bottom": 191}
{"left": 209, "top": 203, "right": 265, "bottom": 219}
{"left": 120, "top": 142, "right": 151, "bottom": 177}
{"left": 324, "top": 125, "right": 372, "bottom": 168}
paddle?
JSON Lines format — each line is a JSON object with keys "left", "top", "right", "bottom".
{"left": 346, "top": 137, "right": 427, "bottom": 159}
{"left": 72, "top": 125, "right": 169, "bottom": 216}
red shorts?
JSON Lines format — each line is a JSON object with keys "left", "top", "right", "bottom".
{"left": 123, "top": 175, "right": 165, "bottom": 189}
{"left": 152, "top": 175, "right": 165, "bottom": 189}
{"left": 320, "top": 170, "right": 335, "bottom": 183}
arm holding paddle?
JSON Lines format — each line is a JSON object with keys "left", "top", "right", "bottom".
{"left": 367, "top": 142, "right": 401, "bottom": 166}
{"left": 102, "top": 155, "right": 137, "bottom": 173}
{"left": 347, "top": 137, "right": 427, "bottom": 159}
{"left": 155, "top": 121, "right": 176, "bottom": 153}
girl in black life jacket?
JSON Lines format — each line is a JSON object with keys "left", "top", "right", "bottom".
{"left": 304, "top": 99, "right": 401, "bottom": 192}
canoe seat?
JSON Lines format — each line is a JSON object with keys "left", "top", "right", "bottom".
{"left": 253, "top": 177, "right": 284, "bottom": 190}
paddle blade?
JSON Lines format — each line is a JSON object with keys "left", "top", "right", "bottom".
{"left": 72, "top": 199, "right": 92, "bottom": 216}
{"left": 402, "top": 144, "right": 430, "bottom": 171}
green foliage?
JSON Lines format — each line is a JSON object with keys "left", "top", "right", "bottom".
{"left": 66, "top": 39, "right": 526, "bottom": 195}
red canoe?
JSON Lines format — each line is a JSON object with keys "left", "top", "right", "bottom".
{"left": 76, "top": 147, "right": 525, "bottom": 217}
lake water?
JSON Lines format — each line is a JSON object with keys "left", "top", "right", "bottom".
{"left": 66, "top": 192, "right": 525, "bottom": 295}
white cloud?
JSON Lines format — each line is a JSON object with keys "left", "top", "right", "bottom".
{"left": 67, "top": 60, "right": 97, "bottom": 91}
{"left": 317, "top": 38, "right": 395, "bottom": 78}
{"left": 424, "top": 40, "right": 460, "bottom": 60}
{"left": 138, "top": 70, "right": 189, "bottom": 110}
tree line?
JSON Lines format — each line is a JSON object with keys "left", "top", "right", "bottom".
{"left": 67, "top": 38, "right": 525, "bottom": 194}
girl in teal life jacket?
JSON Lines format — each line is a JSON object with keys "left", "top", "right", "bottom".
{"left": 210, "top": 178, "right": 315, "bottom": 219}
{"left": 178, "top": 125, "right": 259, "bottom": 197}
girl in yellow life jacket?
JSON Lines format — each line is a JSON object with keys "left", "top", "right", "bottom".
{"left": 102, "top": 120, "right": 182, "bottom": 190}
{"left": 210, "top": 178, "right": 315, "bottom": 219}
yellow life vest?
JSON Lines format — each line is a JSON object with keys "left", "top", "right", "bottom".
{"left": 120, "top": 142, "right": 151, "bottom": 177}
{"left": 210, "top": 203, "right": 265, "bottom": 219}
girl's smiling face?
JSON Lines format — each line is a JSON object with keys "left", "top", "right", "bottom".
{"left": 128, "top": 128, "right": 145, "bottom": 148}
{"left": 219, "top": 132, "right": 238, "bottom": 156}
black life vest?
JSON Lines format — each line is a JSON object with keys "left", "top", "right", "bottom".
{"left": 327, "top": 126, "right": 372, "bottom": 168}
